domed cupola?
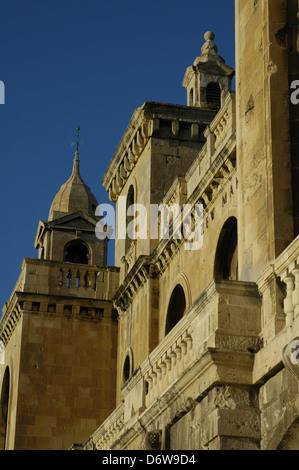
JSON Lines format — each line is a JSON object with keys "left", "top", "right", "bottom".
{"left": 183, "top": 31, "right": 234, "bottom": 109}
{"left": 34, "top": 127, "right": 107, "bottom": 266}
{"left": 48, "top": 131, "right": 98, "bottom": 221}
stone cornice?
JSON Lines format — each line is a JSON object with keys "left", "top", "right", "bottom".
{"left": 0, "top": 288, "right": 119, "bottom": 346}
{"left": 102, "top": 101, "right": 217, "bottom": 202}
{"left": 86, "top": 346, "right": 255, "bottom": 450}
{"left": 113, "top": 256, "right": 157, "bottom": 311}
{"left": 0, "top": 292, "right": 21, "bottom": 346}
{"left": 112, "top": 140, "right": 237, "bottom": 310}
{"left": 111, "top": 94, "right": 236, "bottom": 310}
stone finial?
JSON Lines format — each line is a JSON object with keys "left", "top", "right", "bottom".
{"left": 183, "top": 29, "right": 234, "bottom": 107}
{"left": 204, "top": 31, "right": 215, "bottom": 41}
{"left": 201, "top": 31, "right": 218, "bottom": 55}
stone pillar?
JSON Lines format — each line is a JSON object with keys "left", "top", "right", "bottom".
{"left": 201, "top": 385, "right": 260, "bottom": 450}
{"left": 235, "top": 0, "right": 294, "bottom": 282}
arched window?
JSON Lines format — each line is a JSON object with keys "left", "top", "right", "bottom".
{"left": 64, "top": 240, "right": 89, "bottom": 264}
{"left": 126, "top": 185, "right": 135, "bottom": 252}
{"left": 206, "top": 82, "right": 221, "bottom": 108}
{"left": 189, "top": 88, "right": 194, "bottom": 106}
{"left": 0, "top": 367, "right": 10, "bottom": 450}
{"left": 214, "top": 217, "right": 238, "bottom": 281}
{"left": 123, "top": 349, "right": 134, "bottom": 384}
{"left": 123, "top": 356, "right": 131, "bottom": 383}
{"left": 165, "top": 284, "right": 186, "bottom": 336}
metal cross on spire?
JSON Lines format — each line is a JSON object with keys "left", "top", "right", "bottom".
{"left": 71, "top": 125, "right": 84, "bottom": 156}
{"left": 71, "top": 125, "right": 84, "bottom": 177}
{"left": 75, "top": 125, "right": 80, "bottom": 153}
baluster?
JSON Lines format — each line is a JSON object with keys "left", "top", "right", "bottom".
{"left": 79, "top": 269, "right": 86, "bottom": 288}
{"left": 284, "top": 275, "right": 295, "bottom": 326}
{"left": 163, "top": 356, "right": 171, "bottom": 388}
{"left": 66, "top": 269, "right": 72, "bottom": 287}
{"left": 185, "top": 333, "right": 193, "bottom": 351}
{"left": 156, "top": 364, "right": 162, "bottom": 395}
{"left": 75, "top": 270, "right": 80, "bottom": 288}
{"left": 174, "top": 344, "right": 182, "bottom": 373}
{"left": 84, "top": 271, "right": 89, "bottom": 288}
{"left": 146, "top": 375, "right": 153, "bottom": 406}
{"left": 174, "top": 344, "right": 181, "bottom": 361}
{"left": 93, "top": 271, "right": 98, "bottom": 291}
{"left": 292, "top": 267, "right": 299, "bottom": 317}
{"left": 169, "top": 350, "right": 177, "bottom": 383}
{"left": 59, "top": 268, "right": 64, "bottom": 287}
{"left": 151, "top": 370, "right": 157, "bottom": 399}
{"left": 180, "top": 339, "right": 187, "bottom": 357}
{"left": 160, "top": 360, "right": 167, "bottom": 390}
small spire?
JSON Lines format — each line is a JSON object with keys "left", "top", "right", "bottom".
{"left": 74, "top": 125, "right": 80, "bottom": 156}
{"left": 71, "top": 125, "right": 81, "bottom": 177}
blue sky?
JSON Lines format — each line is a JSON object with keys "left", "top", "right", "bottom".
{"left": 0, "top": 0, "right": 235, "bottom": 312}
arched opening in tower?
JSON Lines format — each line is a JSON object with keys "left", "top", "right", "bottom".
{"left": 64, "top": 240, "right": 89, "bottom": 264}
{"left": 214, "top": 216, "right": 238, "bottom": 281}
{"left": 206, "top": 82, "right": 221, "bottom": 108}
{"left": 0, "top": 367, "right": 10, "bottom": 450}
{"left": 165, "top": 284, "right": 186, "bottom": 336}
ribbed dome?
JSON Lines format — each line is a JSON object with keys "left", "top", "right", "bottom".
{"left": 48, "top": 151, "right": 98, "bottom": 221}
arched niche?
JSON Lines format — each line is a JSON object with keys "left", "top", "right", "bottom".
{"left": 165, "top": 284, "right": 186, "bottom": 336}
{"left": 125, "top": 185, "right": 135, "bottom": 253}
{"left": 64, "top": 239, "right": 90, "bottom": 264}
{"left": 123, "top": 347, "right": 134, "bottom": 384}
{"left": 189, "top": 88, "right": 194, "bottom": 106}
{"left": 206, "top": 82, "right": 221, "bottom": 108}
{"left": 214, "top": 216, "right": 238, "bottom": 281}
{"left": 0, "top": 367, "right": 10, "bottom": 450}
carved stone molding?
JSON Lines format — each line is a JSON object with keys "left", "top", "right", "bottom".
{"left": 144, "top": 430, "right": 162, "bottom": 450}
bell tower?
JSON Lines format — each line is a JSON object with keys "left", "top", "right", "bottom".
{"left": 183, "top": 31, "right": 235, "bottom": 108}
{"left": 0, "top": 129, "right": 119, "bottom": 450}
{"left": 35, "top": 126, "right": 107, "bottom": 266}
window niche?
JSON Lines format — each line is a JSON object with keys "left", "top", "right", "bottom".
{"left": 64, "top": 240, "right": 90, "bottom": 264}
{"left": 205, "top": 82, "right": 221, "bottom": 109}
{"left": 189, "top": 88, "right": 194, "bottom": 106}
{"left": 214, "top": 216, "right": 238, "bottom": 281}
{"left": 0, "top": 367, "right": 10, "bottom": 450}
{"left": 123, "top": 348, "right": 134, "bottom": 384}
{"left": 165, "top": 284, "right": 186, "bottom": 336}
{"left": 125, "top": 185, "right": 135, "bottom": 253}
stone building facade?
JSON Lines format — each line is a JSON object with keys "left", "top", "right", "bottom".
{"left": 1, "top": 0, "right": 299, "bottom": 451}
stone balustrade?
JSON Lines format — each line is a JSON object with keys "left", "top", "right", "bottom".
{"left": 275, "top": 235, "right": 299, "bottom": 326}
{"left": 184, "top": 92, "right": 236, "bottom": 211}
{"left": 209, "top": 92, "right": 235, "bottom": 153}
{"left": 4, "top": 258, "right": 119, "bottom": 301}
{"left": 86, "top": 402, "right": 125, "bottom": 450}
{"left": 86, "top": 279, "right": 261, "bottom": 450}
{"left": 144, "top": 329, "right": 193, "bottom": 407}
{"left": 59, "top": 265, "right": 99, "bottom": 290}
{"left": 121, "top": 240, "right": 136, "bottom": 279}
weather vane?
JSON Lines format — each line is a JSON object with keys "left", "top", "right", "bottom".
{"left": 71, "top": 125, "right": 84, "bottom": 154}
